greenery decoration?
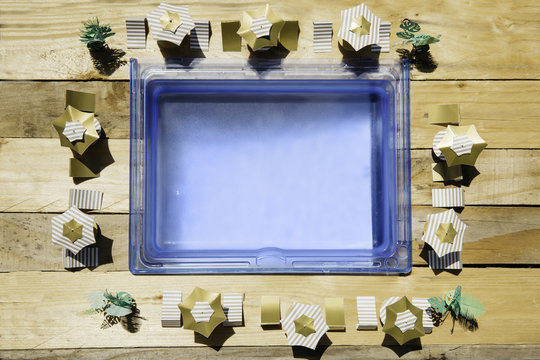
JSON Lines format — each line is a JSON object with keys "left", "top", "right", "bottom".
{"left": 86, "top": 290, "right": 134, "bottom": 317}
{"left": 79, "top": 17, "right": 115, "bottom": 51}
{"left": 429, "top": 285, "right": 485, "bottom": 327}
{"left": 395, "top": 18, "right": 440, "bottom": 52}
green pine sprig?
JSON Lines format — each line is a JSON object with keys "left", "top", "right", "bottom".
{"left": 79, "top": 17, "right": 115, "bottom": 51}
{"left": 394, "top": 18, "right": 440, "bottom": 52}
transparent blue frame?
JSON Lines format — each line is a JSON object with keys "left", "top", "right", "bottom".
{"left": 129, "top": 59, "right": 411, "bottom": 274}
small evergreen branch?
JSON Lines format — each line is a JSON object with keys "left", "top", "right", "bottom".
{"left": 80, "top": 17, "right": 115, "bottom": 51}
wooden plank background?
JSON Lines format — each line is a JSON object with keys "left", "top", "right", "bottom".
{"left": 0, "top": 0, "right": 539, "bottom": 358}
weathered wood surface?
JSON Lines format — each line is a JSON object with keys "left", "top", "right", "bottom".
{"left": 2, "top": 345, "right": 540, "bottom": 360}
{"left": 1, "top": 1, "right": 540, "bottom": 80}
{"left": 1, "top": 80, "right": 539, "bottom": 149}
{"left": 1, "top": 269, "right": 539, "bottom": 349}
{"left": 0, "top": 138, "right": 537, "bottom": 212}
{"left": 1, "top": 206, "right": 538, "bottom": 272}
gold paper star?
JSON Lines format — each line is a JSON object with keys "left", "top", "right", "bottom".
{"left": 294, "top": 314, "right": 316, "bottom": 337}
{"left": 63, "top": 219, "right": 83, "bottom": 243}
{"left": 350, "top": 16, "right": 371, "bottom": 37}
{"left": 160, "top": 11, "right": 182, "bottom": 32}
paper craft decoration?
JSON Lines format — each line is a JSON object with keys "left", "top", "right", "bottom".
{"left": 432, "top": 187, "right": 465, "bottom": 208}
{"left": 190, "top": 20, "right": 210, "bottom": 51}
{"left": 178, "top": 287, "right": 226, "bottom": 337}
{"left": 371, "top": 21, "right": 390, "bottom": 52}
{"left": 63, "top": 121, "right": 87, "bottom": 142}
{"left": 88, "top": 290, "right": 134, "bottom": 317}
{"left": 261, "top": 296, "right": 281, "bottom": 325}
{"left": 147, "top": 3, "right": 195, "bottom": 46}
{"left": 126, "top": 17, "right": 147, "bottom": 49}
{"left": 222, "top": 293, "right": 244, "bottom": 326}
{"left": 428, "top": 104, "right": 460, "bottom": 125}
{"left": 432, "top": 129, "right": 447, "bottom": 160}
{"left": 379, "top": 296, "right": 400, "bottom": 325}
{"left": 382, "top": 296, "right": 425, "bottom": 345}
{"left": 356, "top": 296, "right": 378, "bottom": 330}
{"left": 313, "top": 21, "right": 333, "bottom": 53}
{"left": 162, "top": 290, "right": 183, "bottom": 327}
{"left": 221, "top": 21, "right": 242, "bottom": 51}
{"left": 337, "top": 4, "right": 384, "bottom": 52}
{"left": 411, "top": 298, "right": 434, "bottom": 334}
{"left": 281, "top": 302, "right": 329, "bottom": 350}
{"left": 423, "top": 209, "right": 466, "bottom": 270}
{"left": 428, "top": 250, "right": 462, "bottom": 270}
{"left": 51, "top": 205, "right": 96, "bottom": 254}
{"left": 325, "top": 297, "right": 345, "bottom": 330}
{"left": 236, "top": 4, "right": 284, "bottom": 51}
{"left": 69, "top": 158, "right": 100, "bottom": 178}
{"left": 429, "top": 285, "right": 485, "bottom": 323}
{"left": 62, "top": 246, "right": 98, "bottom": 269}
{"left": 279, "top": 21, "right": 299, "bottom": 51}
{"left": 69, "top": 188, "right": 103, "bottom": 210}
{"left": 65, "top": 90, "right": 95, "bottom": 113}
{"left": 53, "top": 106, "right": 100, "bottom": 156}
{"left": 432, "top": 162, "right": 463, "bottom": 182}
{"left": 438, "top": 125, "right": 487, "bottom": 167}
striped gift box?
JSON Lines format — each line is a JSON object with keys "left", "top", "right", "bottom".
{"left": 62, "top": 246, "right": 98, "bottom": 269}
{"left": 412, "top": 297, "right": 434, "bottom": 334}
{"left": 69, "top": 188, "right": 103, "bottom": 210}
{"left": 313, "top": 21, "right": 332, "bottom": 53}
{"left": 126, "top": 17, "right": 146, "bottom": 49}
{"left": 147, "top": 3, "right": 195, "bottom": 46}
{"left": 356, "top": 296, "right": 378, "bottom": 330}
{"left": 337, "top": 4, "right": 380, "bottom": 52}
{"left": 222, "top": 293, "right": 244, "bottom": 326}
{"left": 432, "top": 187, "right": 465, "bottom": 208}
{"left": 161, "top": 290, "right": 182, "bottom": 327}
{"left": 190, "top": 20, "right": 210, "bottom": 51}
{"left": 371, "top": 21, "right": 391, "bottom": 53}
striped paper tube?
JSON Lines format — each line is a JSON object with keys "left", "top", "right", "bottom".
{"left": 337, "top": 4, "right": 380, "bottom": 52}
{"left": 62, "top": 246, "right": 98, "bottom": 269}
{"left": 394, "top": 309, "right": 417, "bottom": 333}
{"left": 147, "top": 3, "right": 195, "bottom": 46}
{"left": 69, "top": 188, "right": 103, "bottom": 210}
{"left": 412, "top": 297, "right": 434, "bottom": 334}
{"left": 222, "top": 293, "right": 244, "bottom": 326}
{"left": 161, "top": 290, "right": 183, "bottom": 327}
{"left": 281, "top": 302, "right": 329, "bottom": 350}
{"left": 190, "top": 20, "right": 210, "bottom": 51}
{"left": 379, "top": 296, "right": 401, "bottom": 325}
{"left": 432, "top": 187, "right": 465, "bottom": 208}
{"left": 356, "top": 296, "right": 378, "bottom": 330}
{"left": 428, "top": 250, "right": 463, "bottom": 270}
{"left": 422, "top": 209, "right": 466, "bottom": 257}
{"left": 313, "top": 21, "right": 333, "bottom": 53}
{"left": 126, "top": 17, "right": 147, "bottom": 49}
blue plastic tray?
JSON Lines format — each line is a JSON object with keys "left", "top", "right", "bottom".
{"left": 130, "top": 59, "right": 411, "bottom": 274}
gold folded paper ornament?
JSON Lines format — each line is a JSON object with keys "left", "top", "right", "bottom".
{"left": 261, "top": 296, "right": 281, "bottom": 325}
{"left": 382, "top": 296, "right": 425, "bottom": 346}
{"left": 294, "top": 314, "right": 316, "bottom": 337}
{"left": 53, "top": 105, "right": 100, "bottom": 156}
{"left": 428, "top": 104, "right": 460, "bottom": 125}
{"left": 63, "top": 219, "right": 84, "bottom": 243}
{"left": 178, "top": 287, "right": 226, "bottom": 338}
{"left": 160, "top": 11, "right": 182, "bottom": 32}
{"left": 435, "top": 223, "right": 457, "bottom": 244}
{"left": 65, "top": 90, "right": 95, "bottom": 113}
{"left": 432, "top": 162, "right": 463, "bottom": 182}
{"left": 350, "top": 16, "right": 371, "bottom": 37}
{"left": 237, "top": 4, "right": 285, "bottom": 51}
{"left": 438, "top": 125, "right": 487, "bottom": 167}
{"left": 69, "top": 157, "right": 100, "bottom": 178}
{"left": 279, "top": 20, "right": 299, "bottom": 51}
{"left": 325, "top": 297, "right": 346, "bottom": 330}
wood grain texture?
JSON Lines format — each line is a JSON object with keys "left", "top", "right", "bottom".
{"left": 0, "top": 138, "right": 537, "bottom": 212}
{"left": 1, "top": 269, "right": 539, "bottom": 349}
{"left": 1, "top": 80, "right": 539, "bottom": 149}
{"left": 1, "top": 1, "right": 540, "bottom": 80}
{"left": 1, "top": 207, "right": 538, "bottom": 272}
{"left": 2, "top": 345, "right": 540, "bottom": 360}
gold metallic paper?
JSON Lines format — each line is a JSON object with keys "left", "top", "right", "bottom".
{"left": 279, "top": 20, "right": 299, "bottom": 51}
{"left": 160, "top": 10, "right": 182, "bottom": 32}
{"left": 350, "top": 16, "right": 371, "bottom": 37}
{"left": 221, "top": 21, "right": 242, "bottom": 51}
{"left": 237, "top": 4, "right": 285, "bottom": 51}
{"left": 325, "top": 297, "right": 345, "bottom": 330}
{"left": 382, "top": 297, "right": 425, "bottom": 346}
{"left": 428, "top": 104, "right": 460, "bottom": 125}
{"left": 65, "top": 90, "right": 96, "bottom": 113}
{"left": 261, "top": 296, "right": 280, "bottom": 325}
{"left": 69, "top": 158, "right": 100, "bottom": 178}
{"left": 435, "top": 223, "right": 457, "bottom": 244}
{"left": 178, "top": 287, "right": 226, "bottom": 338}
{"left": 438, "top": 125, "right": 487, "bottom": 167}
{"left": 53, "top": 105, "right": 100, "bottom": 156}
{"left": 294, "top": 314, "right": 316, "bottom": 337}
{"left": 62, "top": 219, "right": 83, "bottom": 242}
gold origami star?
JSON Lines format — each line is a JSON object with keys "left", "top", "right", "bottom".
{"left": 160, "top": 11, "right": 182, "bottom": 32}
{"left": 350, "top": 16, "right": 371, "bottom": 37}
{"left": 63, "top": 219, "right": 83, "bottom": 243}
{"left": 294, "top": 314, "right": 316, "bottom": 337}
{"left": 436, "top": 223, "right": 457, "bottom": 244}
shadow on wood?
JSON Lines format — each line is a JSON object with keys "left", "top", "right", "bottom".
{"left": 89, "top": 46, "right": 127, "bottom": 76}
{"left": 193, "top": 325, "right": 235, "bottom": 351}
{"left": 396, "top": 48, "right": 438, "bottom": 73}
{"left": 72, "top": 131, "right": 115, "bottom": 185}
{"left": 158, "top": 36, "right": 206, "bottom": 59}
{"left": 381, "top": 334, "right": 422, "bottom": 358}
{"left": 291, "top": 333, "right": 332, "bottom": 359}
{"left": 419, "top": 244, "right": 463, "bottom": 276}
